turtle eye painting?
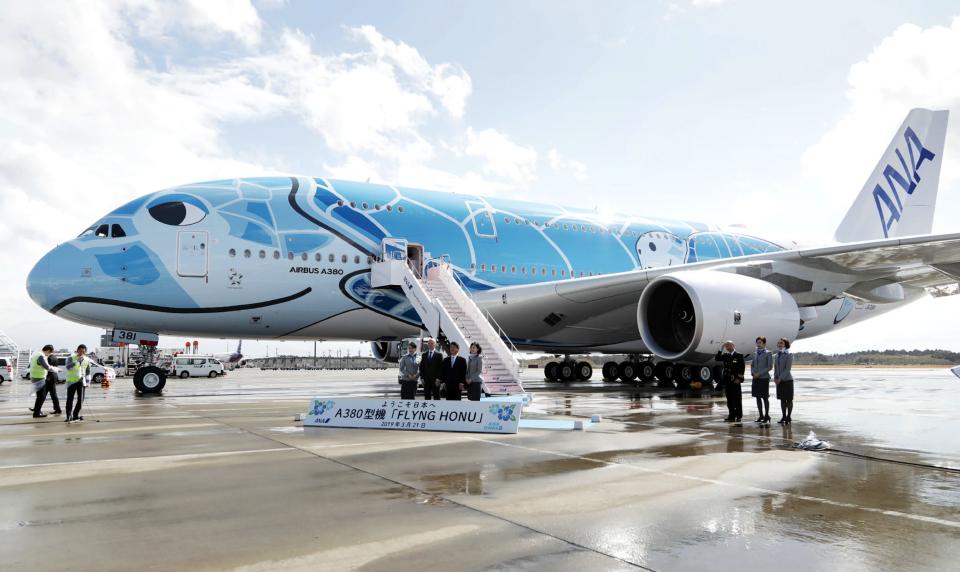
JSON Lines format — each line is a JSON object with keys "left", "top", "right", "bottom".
{"left": 148, "top": 195, "right": 209, "bottom": 226}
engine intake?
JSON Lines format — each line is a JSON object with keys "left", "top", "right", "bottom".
{"left": 638, "top": 270, "right": 800, "bottom": 362}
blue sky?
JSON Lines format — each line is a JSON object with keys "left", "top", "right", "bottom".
{"left": 3, "top": 0, "right": 960, "bottom": 357}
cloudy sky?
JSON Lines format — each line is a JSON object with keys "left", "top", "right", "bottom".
{"left": 3, "top": 0, "right": 960, "bottom": 358}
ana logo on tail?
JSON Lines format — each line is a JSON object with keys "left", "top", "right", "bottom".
{"left": 874, "top": 127, "right": 937, "bottom": 238}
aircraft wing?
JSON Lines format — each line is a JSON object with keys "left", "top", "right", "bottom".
{"left": 473, "top": 232, "right": 960, "bottom": 347}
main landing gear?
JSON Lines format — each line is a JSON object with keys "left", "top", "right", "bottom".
{"left": 544, "top": 357, "right": 593, "bottom": 382}
{"left": 600, "top": 357, "right": 716, "bottom": 389}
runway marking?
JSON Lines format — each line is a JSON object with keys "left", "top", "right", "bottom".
{"left": 0, "top": 422, "right": 221, "bottom": 439}
{"left": 469, "top": 438, "right": 960, "bottom": 530}
{"left": 0, "top": 447, "right": 293, "bottom": 471}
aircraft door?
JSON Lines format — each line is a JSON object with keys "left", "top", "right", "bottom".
{"left": 467, "top": 201, "right": 497, "bottom": 239}
{"left": 407, "top": 243, "right": 424, "bottom": 278}
{"left": 177, "top": 230, "right": 208, "bottom": 277}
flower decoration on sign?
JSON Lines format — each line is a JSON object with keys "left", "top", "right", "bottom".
{"left": 310, "top": 400, "right": 335, "bottom": 416}
{"left": 488, "top": 404, "right": 517, "bottom": 422}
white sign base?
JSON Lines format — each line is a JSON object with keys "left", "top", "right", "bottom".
{"left": 303, "top": 397, "right": 522, "bottom": 434}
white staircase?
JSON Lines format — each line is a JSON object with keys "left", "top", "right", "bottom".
{"left": 370, "top": 258, "right": 524, "bottom": 395}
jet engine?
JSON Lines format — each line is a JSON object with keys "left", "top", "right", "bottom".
{"left": 370, "top": 338, "right": 421, "bottom": 363}
{"left": 637, "top": 270, "right": 800, "bottom": 362}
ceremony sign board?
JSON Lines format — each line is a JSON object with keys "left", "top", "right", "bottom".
{"left": 303, "top": 397, "right": 522, "bottom": 434}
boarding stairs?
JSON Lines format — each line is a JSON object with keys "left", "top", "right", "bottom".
{"left": 370, "top": 257, "right": 524, "bottom": 395}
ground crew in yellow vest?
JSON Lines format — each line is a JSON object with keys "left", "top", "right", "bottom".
{"left": 29, "top": 344, "right": 60, "bottom": 418}
{"left": 65, "top": 344, "right": 92, "bottom": 423}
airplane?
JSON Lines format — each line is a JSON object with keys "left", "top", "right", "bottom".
{"left": 25, "top": 108, "right": 960, "bottom": 393}
{"left": 214, "top": 340, "right": 244, "bottom": 367}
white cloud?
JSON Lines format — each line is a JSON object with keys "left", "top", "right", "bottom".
{"left": 0, "top": 3, "right": 543, "bottom": 354}
{"left": 123, "top": 0, "right": 264, "bottom": 47}
{"left": 801, "top": 17, "right": 960, "bottom": 238}
{"left": 547, "top": 148, "right": 588, "bottom": 182}
{"left": 463, "top": 127, "right": 538, "bottom": 184}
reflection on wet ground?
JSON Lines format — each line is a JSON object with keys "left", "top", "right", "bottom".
{"left": 0, "top": 367, "right": 958, "bottom": 571}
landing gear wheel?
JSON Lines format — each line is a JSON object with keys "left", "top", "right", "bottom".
{"left": 602, "top": 361, "right": 619, "bottom": 381}
{"left": 655, "top": 361, "right": 675, "bottom": 387}
{"left": 545, "top": 362, "right": 559, "bottom": 381}
{"left": 575, "top": 361, "right": 593, "bottom": 381}
{"left": 678, "top": 364, "right": 695, "bottom": 388}
{"left": 637, "top": 360, "right": 655, "bottom": 383}
{"left": 134, "top": 366, "right": 166, "bottom": 394}
{"left": 695, "top": 365, "right": 714, "bottom": 389}
{"left": 180, "top": 371, "right": 190, "bottom": 379}
{"left": 559, "top": 362, "right": 576, "bottom": 382}
{"left": 617, "top": 361, "right": 638, "bottom": 382}
{"left": 208, "top": 371, "right": 218, "bottom": 378}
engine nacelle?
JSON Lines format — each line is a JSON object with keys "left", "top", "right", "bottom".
{"left": 370, "top": 339, "right": 420, "bottom": 364}
{"left": 638, "top": 270, "right": 800, "bottom": 362}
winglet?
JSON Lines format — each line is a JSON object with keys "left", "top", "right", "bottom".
{"left": 835, "top": 108, "right": 949, "bottom": 242}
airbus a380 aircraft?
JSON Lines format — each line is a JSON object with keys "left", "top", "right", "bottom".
{"left": 27, "top": 109, "right": 960, "bottom": 392}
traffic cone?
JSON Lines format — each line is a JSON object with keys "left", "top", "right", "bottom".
{"left": 101, "top": 375, "right": 110, "bottom": 388}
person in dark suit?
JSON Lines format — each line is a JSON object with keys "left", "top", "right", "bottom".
{"left": 715, "top": 340, "right": 745, "bottom": 422}
{"left": 441, "top": 341, "right": 466, "bottom": 400}
{"left": 774, "top": 338, "right": 795, "bottom": 424}
{"left": 418, "top": 338, "right": 444, "bottom": 400}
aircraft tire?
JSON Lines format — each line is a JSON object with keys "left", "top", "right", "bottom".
{"left": 559, "top": 362, "right": 576, "bottom": 382}
{"left": 677, "top": 364, "right": 695, "bottom": 388}
{"left": 637, "top": 360, "right": 656, "bottom": 383}
{"left": 545, "top": 362, "right": 559, "bottom": 381}
{"left": 601, "top": 361, "right": 619, "bottom": 381}
{"left": 617, "top": 361, "right": 638, "bottom": 382}
{"left": 134, "top": 366, "right": 166, "bottom": 394}
{"left": 576, "top": 361, "right": 593, "bottom": 381}
{"left": 695, "top": 365, "right": 714, "bottom": 388}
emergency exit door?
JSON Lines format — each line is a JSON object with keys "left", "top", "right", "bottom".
{"left": 466, "top": 201, "right": 497, "bottom": 239}
{"left": 177, "top": 231, "right": 208, "bottom": 277}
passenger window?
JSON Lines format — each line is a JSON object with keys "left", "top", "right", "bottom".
{"left": 480, "top": 264, "right": 486, "bottom": 272}
{"left": 111, "top": 224, "right": 126, "bottom": 238}
{"left": 362, "top": 202, "right": 368, "bottom": 209}
{"left": 315, "top": 253, "right": 322, "bottom": 262}
{"left": 273, "top": 251, "right": 280, "bottom": 259}
{"left": 229, "top": 248, "right": 236, "bottom": 257}
{"left": 259, "top": 250, "right": 266, "bottom": 259}
{"left": 354, "top": 255, "right": 360, "bottom": 264}
{"left": 341, "top": 254, "right": 348, "bottom": 263}
{"left": 287, "top": 252, "right": 294, "bottom": 260}
{"left": 95, "top": 224, "right": 109, "bottom": 238}
{"left": 511, "top": 266, "right": 517, "bottom": 273}
{"left": 244, "top": 249, "right": 251, "bottom": 258}
{"left": 397, "top": 206, "right": 404, "bottom": 213}
{"left": 301, "top": 253, "right": 308, "bottom": 261}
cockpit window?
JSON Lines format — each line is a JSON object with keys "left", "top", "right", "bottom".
{"left": 95, "top": 224, "right": 109, "bottom": 238}
{"left": 111, "top": 224, "right": 126, "bottom": 238}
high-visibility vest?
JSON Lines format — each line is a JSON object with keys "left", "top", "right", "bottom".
{"left": 66, "top": 353, "right": 88, "bottom": 384}
{"left": 30, "top": 352, "right": 48, "bottom": 380}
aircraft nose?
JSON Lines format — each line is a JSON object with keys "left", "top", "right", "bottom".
{"left": 27, "top": 243, "right": 81, "bottom": 313}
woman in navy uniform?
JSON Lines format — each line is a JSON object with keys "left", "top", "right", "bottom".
{"left": 774, "top": 338, "right": 795, "bottom": 424}
{"left": 750, "top": 336, "right": 773, "bottom": 424}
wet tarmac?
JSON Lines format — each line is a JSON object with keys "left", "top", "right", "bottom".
{"left": 0, "top": 367, "right": 958, "bottom": 571}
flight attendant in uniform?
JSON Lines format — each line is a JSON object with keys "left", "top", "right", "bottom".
{"left": 750, "top": 336, "right": 773, "bottom": 424}
{"left": 715, "top": 341, "right": 745, "bottom": 422}
{"left": 775, "top": 338, "right": 795, "bottom": 424}
{"left": 398, "top": 342, "right": 419, "bottom": 400}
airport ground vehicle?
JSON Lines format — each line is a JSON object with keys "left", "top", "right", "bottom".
{"left": 0, "top": 357, "right": 12, "bottom": 383}
{"left": 170, "top": 356, "right": 225, "bottom": 378}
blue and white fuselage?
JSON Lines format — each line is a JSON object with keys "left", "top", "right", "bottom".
{"left": 26, "top": 176, "right": 885, "bottom": 352}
